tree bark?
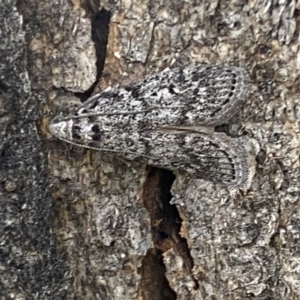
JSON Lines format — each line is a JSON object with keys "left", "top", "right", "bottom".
{"left": 1, "top": 0, "right": 300, "bottom": 299}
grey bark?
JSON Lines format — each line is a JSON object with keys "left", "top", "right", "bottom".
{"left": 1, "top": 0, "right": 300, "bottom": 299}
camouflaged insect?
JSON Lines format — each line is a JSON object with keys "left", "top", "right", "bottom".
{"left": 50, "top": 65, "right": 250, "bottom": 188}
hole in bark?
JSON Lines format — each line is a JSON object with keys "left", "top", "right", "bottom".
{"left": 138, "top": 248, "right": 176, "bottom": 300}
{"left": 139, "top": 168, "right": 198, "bottom": 298}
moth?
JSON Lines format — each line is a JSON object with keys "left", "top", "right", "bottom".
{"left": 50, "top": 65, "right": 250, "bottom": 188}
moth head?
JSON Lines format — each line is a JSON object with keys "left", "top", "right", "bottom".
{"left": 49, "top": 115, "right": 103, "bottom": 150}
{"left": 49, "top": 115, "right": 73, "bottom": 141}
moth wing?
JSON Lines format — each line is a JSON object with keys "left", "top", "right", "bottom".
{"left": 140, "top": 131, "right": 249, "bottom": 187}
{"left": 70, "top": 65, "right": 249, "bottom": 128}
{"left": 72, "top": 128, "right": 249, "bottom": 188}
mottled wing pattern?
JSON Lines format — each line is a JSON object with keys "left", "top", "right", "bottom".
{"left": 83, "top": 130, "right": 248, "bottom": 187}
{"left": 68, "top": 65, "right": 249, "bottom": 131}
{"left": 49, "top": 64, "right": 250, "bottom": 188}
{"left": 49, "top": 121, "right": 248, "bottom": 187}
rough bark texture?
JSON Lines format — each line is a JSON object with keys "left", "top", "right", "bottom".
{"left": 1, "top": 0, "right": 300, "bottom": 299}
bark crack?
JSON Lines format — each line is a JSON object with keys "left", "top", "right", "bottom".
{"left": 139, "top": 168, "right": 198, "bottom": 299}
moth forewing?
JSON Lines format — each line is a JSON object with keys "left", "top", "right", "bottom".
{"left": 49, "top": 118, "right": 249, "bottom": 188}
{"left": 69, "top": 65, "right": 249, "bottom": 131}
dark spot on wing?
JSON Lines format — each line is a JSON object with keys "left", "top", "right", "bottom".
{"left": 168, "top": 84, "right": 176, "bottom": 94}
{"left": 231, "top": 74, "right": 237, "bottom": 85}
{"left": 72, "top": 125, "right": 81, "bottom": 140}
{"left": 72, "top": 133, "right": 81, "bottom": 140}
{"left": 131, "top": 86, "right": 140, "bottom": 98}
{"left": 91, "top": 124, "right": 100, "bottom": 133}
{"left": 92, "top": 130, "right": 101, "bottom": 141}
